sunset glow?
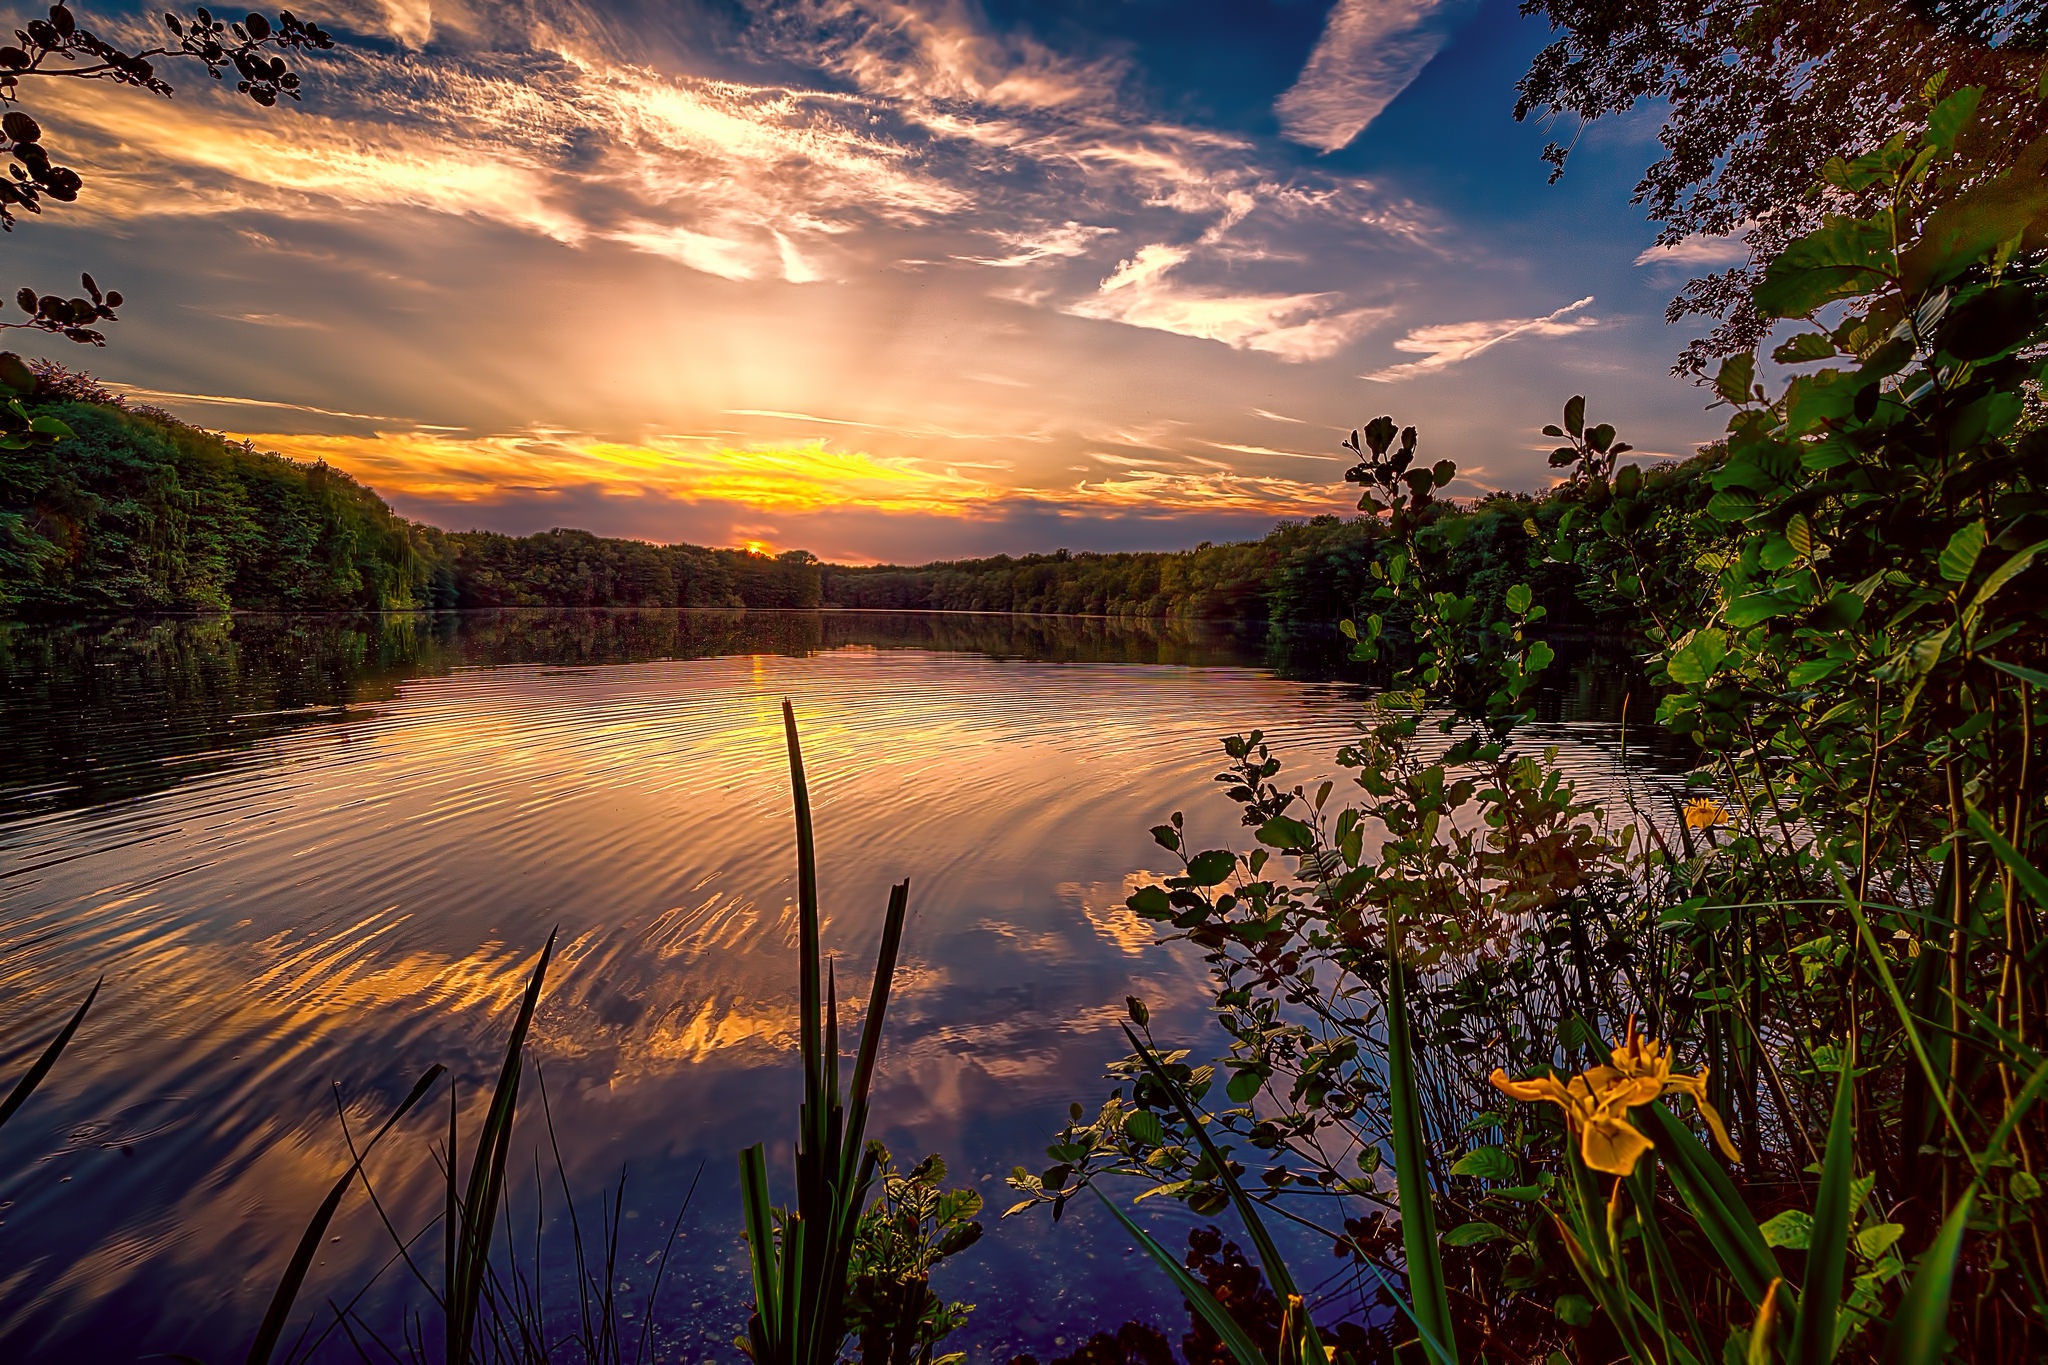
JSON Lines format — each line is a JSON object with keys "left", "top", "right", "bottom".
{"left": 22, "top": 0, "right": 1724, "bottom": 560}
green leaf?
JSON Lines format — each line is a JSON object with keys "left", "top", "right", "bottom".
{"left": 1504, "top": 583, "right": 1532, "bottom": 616}
{"left": 1716, "top": 353, "right": 1755, "bottom": 404}
{"left": 1226, "top": 1067, "right": 1263, "bottom": 1103}
{"left": 1785, "top": 514, "right": 1813, "bottom": 560}
{"left": 1125, "top": 1110, "right": 1164, "bottom": 1147}
{"left": 1788, "top": 657, "right": 1847, "bottom": 688}
{"left": 1444, "top": 1221, "right": 1507, "bottom": 1247}
{"left": 1449, "top": 1146, "right": 1515, "bottom": 1181}
{"left": 1127, "top": 885, "right": 1172, "bottom": 918}
{"left": 1761, "top": 1209, "right": 1814, "bottom": 1250}
{"left": 1665, "top": 629, "right": 1730, "bottom": 686}
{"left": 1255, "top": 816, "right": 1314, "bottom": 852}
{"left": 1724, "top": 591, "right": 1799, "bottom": 627}
{"left": 1986, "top": 658, "right": 2048, "bottom": 691}
{"left": 1564, "top": 395, "right": 1585, "bottom": 437}
{"left": 1925, "top": 87, "right": 1982, "bottom": 153}
{"left": 1938, "top": 521, "right": 1987, "bottom": 583}
{"left": 1707, "top": 490, "right": 1758, "bottom": 525}
{"left": 1881, "top": 1190, "right": 1975, "bottom": 1365}
{"left": 1756, "top": 217, "right": 1890, "bottom": 317}
{"left": 1793, "top": 1044, "right": 1859, "bottom": 1365}
{"left": 1856, "top": 1224, "right": 1905, "bottom": 1259}
{"left": 1967, "top": 539, "right": 2048, "bottom": 615}
{"left": 1809, "top": 593, "right": 1865, "bottom": 631}
{"left": 1773, "top": 332, "right": 1837, "bottom": 363}
{"left": 1900, "top": 137, "right": 2048, "bottom": 293}
{"left": 1185, "top": 850, "right": 1236, "bottom": 887}
{"left": 0, "top": 351, "right": 33, "bottom": 395}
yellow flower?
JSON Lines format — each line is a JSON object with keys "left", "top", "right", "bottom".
{"left": 1488, "top": 1020, "right": 1738, "bottom": 1176}
{"left": 1683, "top": 797, "right": 1729, "bottom": 831}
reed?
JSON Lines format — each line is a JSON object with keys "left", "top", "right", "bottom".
{"left": 739, "top": 699, "right": 910, "bottom": 1365}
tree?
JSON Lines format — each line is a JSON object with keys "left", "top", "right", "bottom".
{"left": 0, "top": 3, "right": 335, "bottom": 345}
{"left": 1514, "top": 0, "right": 2048, "bottom": 373}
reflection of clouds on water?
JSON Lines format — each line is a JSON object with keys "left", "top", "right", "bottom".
{"left": 0, "top": 611, "right": 1662, "bottom": 1359}
{"left": 1065, "top": 871, "right": 1168, "bottom": 957}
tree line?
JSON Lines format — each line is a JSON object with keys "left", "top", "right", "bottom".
{"left": 0, "top": 359, "right": 1727, "bottom": 636}
{"left": 0, "top": 365, "right": 824, "bottom": 614}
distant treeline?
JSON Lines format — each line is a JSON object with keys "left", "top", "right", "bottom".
{"left": 1, "top": 365, "right": 1719, "bottom": 631}
{"left": 0, "top": 368, "right": 822, "bottom": 615}
{"left": 822, "top": 452, "right": 1718, "bottom": 637}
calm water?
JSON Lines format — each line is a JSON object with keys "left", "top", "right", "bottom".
{"left": 0, "top": 611, "right": 1660, "bottom": 1361}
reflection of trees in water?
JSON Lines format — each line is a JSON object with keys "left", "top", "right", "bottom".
{"left": 0, "top": 610, "right": 1654, "bottom": 817}
{"left": 0, "top": 611, "right": 1274, "bottom": 816}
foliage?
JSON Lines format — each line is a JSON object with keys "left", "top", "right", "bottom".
{"left": 843, "top": 1150, "right": 982, "bottom": 1365}
{"left": 1515, "top": 0, "right": 2048, "bottom": 372}
{"left": 1017, "top": 80, "right": 2048, "bottom": 1363}
{"left": 738, "top": 700, "right": 917, "bottom": 1365}
{"left": 0, "top": 3, "right": 336, "bottom": 344}
{"left": 0, "top": 369, "right": 825, "bottom": 615}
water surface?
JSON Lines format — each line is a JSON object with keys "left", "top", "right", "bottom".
{"left": 0, "top": 611, "right": 1656, "bottom": 1361}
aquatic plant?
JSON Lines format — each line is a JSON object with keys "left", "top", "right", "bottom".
{"left": 1019, "top": 79, "right": 2048, "bottom": 1361}
{"left": 737, "top": 699, "right": 911, "bottom": 1365}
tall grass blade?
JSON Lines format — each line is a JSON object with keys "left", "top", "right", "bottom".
{"left": 741, "top": 703, "right": 911, "bottom": 1365}
{"left": 740, "top": 1143, "right": 782, "bottom": 1361}
{"left": 1881, "top": 1189, "right": 1975, "bottom": 1365}
{"left": 447, "top": 929, "right": 557, "bottom": 1365}
{"left": 1645, "top": 1103, "right": 1778, "bottom": 1305}
{"left": 0, "top": 975, "right": 100, "bottom": 1131}
{"left": 1386, "top": 913, "right": 1458, "bottom": 1364}
{"left": 1119, "top": 1026, "right": 1335, "bottom": 1364}
{"left": 1964, "top": 801, "right": 2048, "bottom": 912}
{"left": 243, "top": 1064, "right": 445, "bottom": 1365}
{"left": 1792, "top": 1044, "right": 1856, "bottom": 1363}
{"left": 1091, "top": 1187, "right": 1268, "bottom": 1365}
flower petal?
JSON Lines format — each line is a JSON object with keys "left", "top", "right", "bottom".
{"left": 1580, "top": 1115, "right": 1654, "bottom": 1176}
{"left": 1490, "top": 1067, "right": 1571, "bottom": 1107}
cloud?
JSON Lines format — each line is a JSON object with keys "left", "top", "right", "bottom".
{"left": 1276, "top": 0, "right": 1477, "bottom": 153}
{"left": 1202, "top": 441, "right": 1342, "bottom": 463}
{"left": 1633, "top": 233, "right": 1752, "bottom": 267}
{"left": 955, "top": 221, "right": 1116, "bottom": 268}
{"left": 1363, "top": 295, "right": 1598, "bottom": 381}
{"left": 239, "top": 424, "right": 1350, "bottom": 528}
{"left": 248, "top": 428, "right": 1005, "bottom": 515}
{"left": 1064, "top": 243, "right": 1393, "bottom": 362}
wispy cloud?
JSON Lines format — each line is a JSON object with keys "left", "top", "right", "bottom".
{"left": 108, "top": 385, "right": 416, "bottom": 425}
{"left": 1364, "top": 295, "right": 1598, "bottom": 381}
{"left": 1633, "top": 232, "right": 1751, "bottom": 267}
{"left": 1064, "top": 243, "right": 1393, "bottom": 362}
{"left": 955, "top": 221, "right": 1116, "bottom": 268}
{"left": 1203, "top": 440, "right": 1342, "bottom": 462}
{"left": 1275, "top": 0, "right": 1477, "bottom": 153}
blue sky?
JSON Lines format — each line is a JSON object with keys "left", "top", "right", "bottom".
{"left": 14, "top": 0, "right": 1741, "bottom": 561}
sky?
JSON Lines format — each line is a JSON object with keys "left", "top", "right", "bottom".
{"left": 14, "top": 0, "right": 1745, "bottom": 562}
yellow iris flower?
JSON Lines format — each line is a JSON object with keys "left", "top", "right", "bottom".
{"left": 1488, "top": 1020, "right": 1739, "bottom": 1176}
{"left": 1683, "top": 797, "right": 1729, "bottom": 830}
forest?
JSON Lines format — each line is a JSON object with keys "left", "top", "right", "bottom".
{"left": 0, "top": 365, "right": 825, "bottom": 615}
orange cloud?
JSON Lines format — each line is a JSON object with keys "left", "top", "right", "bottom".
{"left": 236, "top": 427, "right": 1347, "bottom": 523}
{"left": 240, "top": 429, "right": 1006, "bottom": 516}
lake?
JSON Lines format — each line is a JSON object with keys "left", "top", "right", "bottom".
{"left": 0, "top": 610, "right": 1661, "bottom": 1361}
